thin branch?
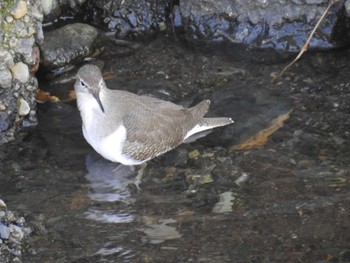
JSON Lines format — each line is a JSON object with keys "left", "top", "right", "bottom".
{"left": 271, "top": 0, "right": 340, "bottom": 84}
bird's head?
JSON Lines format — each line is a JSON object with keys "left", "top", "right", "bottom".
{"left": 75, "top": 64, "right": 105, "bottom": 113}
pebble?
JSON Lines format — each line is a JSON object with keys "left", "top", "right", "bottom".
{"left": 0, "top": 69, "right": 13, "bottom": 89}
{"left": 0, "top": 202, "right": 32, "bottom": 262}
{"left": 0, "top": 199, "right": 6, "bottom": 209}
{"left": 11, "top": 62, "right": 29, "bottom": 83}
{"left": 6, "top": 15, "right": 14, "bottom": 23}
{"left": 18, "top": 98, "right": 30, "bottom": 116}
{"left": 234, "top": 173, "right": 250, "bottom": 186}
{"left": 11, "top": 0, "right": 28, "bottom": 19}
{"left": 0, "top": 50, "right": 14, "bottom": 68}
{"left": 9, "top": 224, "right": 24, "bottom": 240}
{"left": 9, "top": 36, "right": 19, "bottom": 48}
{"left": 188, "top": 149, "right": 200, "bottom": 159}
{"left": 0, "top": 223, "right": 10, "bottom": 239}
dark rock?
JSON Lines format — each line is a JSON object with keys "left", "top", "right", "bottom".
{"left": 40, "top": 23, "right": 106, "bottom": 69}
{"left": 106, "top": 78, "right": 183, "bottom": 103}
{"left": 180, "top": 0, "right": 350, "bottom": 56}
{"left": 0, "top": 112, "right": 11, "bottom": 132}
{"left": 77, "top": 0, "right": 171, "bottom": 40}
{"left": 198, "top": 81, "right": 293, "bottom": 147}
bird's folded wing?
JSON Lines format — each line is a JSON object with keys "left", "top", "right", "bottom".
{"left": 121, "top": 103, "right": 194, "bottom": 161}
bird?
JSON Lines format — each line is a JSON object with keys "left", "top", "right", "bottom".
{"left": 74, "top": 64, "right": 234, "bottom": 166}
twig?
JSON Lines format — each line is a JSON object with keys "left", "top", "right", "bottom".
{"left": 271, "top": 0, "right": 340, "bottom": 83}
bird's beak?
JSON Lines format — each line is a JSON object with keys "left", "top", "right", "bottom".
{"left": 92, "top": 92, "right": 105, "bottom": 113}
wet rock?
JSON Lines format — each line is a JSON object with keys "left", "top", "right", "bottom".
{"left": 142, "top": 218, "right": 182, "bottom": 244}
{"left": 78, "top": 0, "right": 170, "bottom": 40}
{"left": 41, "top": 0, "right": 61, "bottom": 22}
{"left": 0, "top": 112, "right": 11, "bottom": 132}
{"left": 11, "top": 0, "right": 28, "bottom": 19}
{"left": 40, "top": 23, "right": 105, "bottom": 69}
{"left": 0, "top": 199, "right": 6, "bottom": 209}
{"left": 0, "top": 0, "right": 43, "bottom": 143}
{"left": 18, "top": 98, "right": 30, "bottom": 116}
{"left": 9, "top": 224, "right": 24, "bottom": 240}
{"left": 346, "top": 0, "right": 350, "bottom": 16}
{"left": 41, "top": 0, "right": 87, "bottom": 22}
{"left": 106, "top": 78, "right": 183, "bottom": 102}
{"left": 30, "top": 45, "right": 40, "bottom": 74}
{"left": 0, "top": 223, "right": 10, "bottom": 239}
{"left": 0, "top": 201, "right": 32, "bottom": 262}
{"left": 0, "top": 69, "right": 13, "bottom": 89}
{"left": 11, "top": 62, "right": 29, "bottom": 83}
{"left": 212, "top": 191, "right": 234, "bottom": 213}
{"left": 199, "top": 81, "right": 292, "bottom": 148}
{"left": 234, "top": 173, "right": 250, "bottom": 186}
{"left": 188, "top": 149, "right": 200, "bottom": 159}
{"left": 180, "top": 0, "right": 349, "bottom": 55}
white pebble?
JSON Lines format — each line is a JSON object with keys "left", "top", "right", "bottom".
{"left": 18, "top": 98, "right": 30, "bottom": 116}
{"left": 11, "top": 62, "right": 29, "bottom": 83}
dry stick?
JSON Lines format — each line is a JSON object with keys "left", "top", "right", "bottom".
{"left": 271, "top": 0, "right": 340, "bottom": 84}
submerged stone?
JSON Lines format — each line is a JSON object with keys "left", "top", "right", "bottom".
{"left": 199, "top": 81, "right": 293, "bottom": 148}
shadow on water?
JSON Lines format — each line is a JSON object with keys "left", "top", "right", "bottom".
{"left": 1, "top": 36, "right": 350, "bottom": 262}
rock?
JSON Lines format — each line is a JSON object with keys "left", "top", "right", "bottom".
{"left": 11, "top": 0, "right": 28, "bottom": 19}
{"left": 180, "top": 0, "right": 349, "bottom": 55}
{"left": 0, "top": 50, "right": 14, "bottom": 69}
{"left": 0, "top": 112, "right": 11, "bottom": 132}
{"left": 0, "top": 207, "right": 32, "bottom": 262}
{"left": 188, "top": 149, "right": 200, "bottom": 159}
{"left": 0, "top": 223, "right": 10, "bottom": 239}
{"left": 41, "top": 0, "right": 61, "bottom": 22}
{"left": 76, "top": 0, "right": 169, "bottom": 40}
{"left": 18, "top": 37, "right": 36, "bottom": 64}
{"left": 346, "top": 0, "right": 350, "bottom": 16}
{"left": 212, "top": 191, "right": 234, "bottom": 213}
{"left": 0, "top": 0, "right": 43, "bottom": 144}
{"left": 198, "top": 80, "right": 293, "bottom": 148}
{"left": 40, "top": 23, "right": 105, "bottom": 69}
{"left": 18, "top": 98, "right": 30, "bottom": 116}
{"left": 9, "top": 224, "right": 24, "bottom": 240}
{"left": 0, "top": 69, "right": 13, "bottom": 89}
{"left": 41, "top": 0, "right": 59, "bottom": 15}
{"left": 0, "top": 199, "right": 6, "bottom": 209}
{"left": 11, "top": 62, "right": 29, "bottom": 83}
{"left": 30, "top": 45, "right": 40, "bottom": 74}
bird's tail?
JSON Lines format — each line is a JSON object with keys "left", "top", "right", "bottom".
{"left": 184, "top": 117, "right": 234, "bottom": 141}
{"left": 201, "top": 117, "right": 234, "bottom": 128}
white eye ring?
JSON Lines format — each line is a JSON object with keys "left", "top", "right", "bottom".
{"left": 80, "top": 80, "right": 87, "bottom": 87}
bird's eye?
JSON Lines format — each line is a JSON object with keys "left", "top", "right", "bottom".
{"left": 80, "top": 80, "right": 87, "bottom": 88}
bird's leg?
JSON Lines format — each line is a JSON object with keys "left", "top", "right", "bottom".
{"left": 134, "top": 162, "right": 147, "bottom": 190}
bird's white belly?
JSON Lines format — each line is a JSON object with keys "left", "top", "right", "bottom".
{"left": 83, "top": 124, "right": 144, "bottom": 166}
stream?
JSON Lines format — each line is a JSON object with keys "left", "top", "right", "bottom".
{"left": 1, "top": 36, "right": 350, "bottom": 262}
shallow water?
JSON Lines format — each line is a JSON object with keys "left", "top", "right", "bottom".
{"left": 1, "top": 36, "right": 350, "bottom": 262}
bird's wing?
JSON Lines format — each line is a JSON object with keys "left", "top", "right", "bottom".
{"left": 121, "top": 99, "right": 195, "bottom": 161}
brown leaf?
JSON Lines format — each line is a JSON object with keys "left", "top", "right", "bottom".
{"left": 233, "top": 110, "right": 292, "bottom": 150}
{"left": 36, "top": 89, "right": 59, "bottom": 103}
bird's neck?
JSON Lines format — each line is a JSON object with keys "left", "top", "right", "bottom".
{"left": 77, "top": 92, "right": 103, "bottom": 128}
